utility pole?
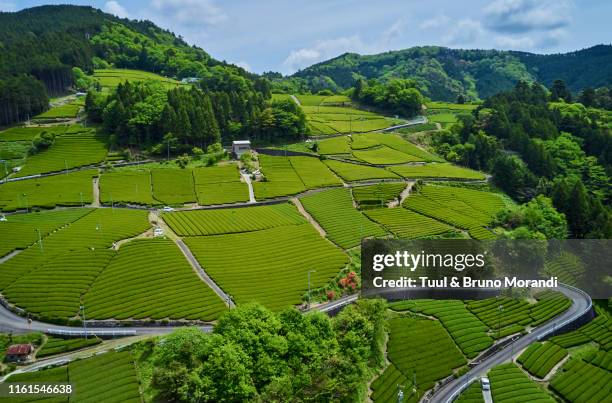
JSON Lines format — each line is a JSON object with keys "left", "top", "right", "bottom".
{"left": 80, "top": 192, "right": 84, "bottom": 207}
{"left": 1, "top": 160, "right": 7, "bottom": 183}
{"left": 81, "top": 304, "right": 87, "bottom": 339}
{"left": 307, "top": 270, "right": 316, "bottom": 309}
{"left": 498, "top": 304, "right": 504, "bottom": 338}
{"left": 35, "top": 228, "right": 43, "bottom": 253}
{"left": 397, "top": 384, "right": 404, "bottom": 403}
{"left": 65, "top": 159, "right": 69, "bottom": 175}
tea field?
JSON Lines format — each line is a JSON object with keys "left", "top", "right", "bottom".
{"left": 185, "top": 223, "right": 348, "bottom": 310}
{"left": 300, "top": 188, "right": 387, "bottom": 248}
{"left": 364, "top": 207, "right": 455, "bottom": 239}
{"left": 371, "top": 316, "right": 466, "bottom": 402}
{"left": 0, "top": 208, "right": 91, "bottom": 257}
{"left": 193, "top": 165, "right": 249, "bottom": 205}
{"left": 13, "top": 129, "right": 107, "bottom": 177}
{"left": 0, "top": 169, "right": 95, "bottom": 211}
{"left": 517, "top": 342, "right": 568, "bottom": 378}
{"left": 352, "top": 182, "right": 406, "bottom": 208}
{"left": 487, "top": 363, "right": 555, "bottom": 403}
{"left": 37, "top": 335, "right": 101, "bottom": 358}
{"left": 84, "top": 238, "right": 226, "bottom": 320}
{"left": 92, "top": 68, "right": 184, "bottom": 89}
{"left": 163, "top": 203, "right": 306, "bottom": 236}
{"left": 4, "top": 350, "right": 141, "bottom": 403}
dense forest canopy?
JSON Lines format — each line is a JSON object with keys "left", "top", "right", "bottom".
{"left": 431, "top": 80, "right": 612, "bottom": 238}
{"left": 274, "top": 45, "right": 612, "bottom": 102}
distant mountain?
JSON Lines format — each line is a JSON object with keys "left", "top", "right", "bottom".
{"left": 288, "top": 45, "right": 612, "bottom": 101}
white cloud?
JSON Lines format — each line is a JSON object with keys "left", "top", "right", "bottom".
{"left": 283, "top": 35, "right": 368, "bottom": 74}
{"left": 382, "top": 19, "right": 406, "bottom": 45}
{"left": 103, "top": 1, "right": 129, "bottom": 19}
{"left": 443, "top": 19, "right": 484, "bottom": 46}
{"left": 494, "top": 35, "right": 535, "bottom": 49}
{"left": 484, "top": 0, "right": 572, "bottom": 33}
{"left": 150, "top": 0, "right": 227, "bottom": 27}
{"left": 420, "top": 15, "right": 450, "bottom": 30}
{"left": 235, "top": 61, "right": 252, "bottom": 72}
{"left": 0, "top": 1, "right": 16, "bottom": 12}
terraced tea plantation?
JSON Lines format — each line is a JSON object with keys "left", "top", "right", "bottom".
{"left": 352, "top": 182, "right": 406, "bottom": 208}
{"left": 0, "top": 208, "right": 90, "bottom": 256}
{"left": 253, "top": 154, "right": 343, "bottom": 199}
{"left": 0, "top": 208, "right": 150, "bottom": 316}
{"left": 185, "top": 223, "right": 348, "bottom": 311}
{"left": 99, "top": 163, "right": 249, "bottom": 206}
{"left": 37, "top": 335, "right": 101, "bottom": 358}
{"left": 403, "top": 184, "right": 506, "bottom": 231}
{"left": 389, "top": 163, "right": 485, "bottom": 180}
{"left": 84, "top": 238, "right": 226, "bottom": 321}
{"left": 467, "top": 291, "right": 571, "bottom": 332}
{"left": 300, "top": 188, "right": 387, "bottom": 248}
{"left": 193, "top": 165, "right": 249, "bottom": 205}
{"left": 365, "top": 207, "right": 455, "bottom": 239}
{"left": 164, "top": 203, "right": 306, "bottom": 235}
{"left": 100, "top": 168, "right": 158, "bottom": 205}
{"left": 550, "top": 358, "right": 612, "bottom": 402}
{"left": 93, "top": 68, "right": 184, "bottom": 89}
{"left": 0, "top": 169, "right": 95, "bottom": 211}
{"left": 295, "top": 95, "right": 400, "bottom": 135}
{"left": 323, "top": 159, "right": 399, "bottom": 181}
{"left": 371, "top": 316, "right": 466, "bottom": 402}
{"left": 425, "top": 102, "right": 477, "bottom": 130}
{"left": 151, "top": 168, "right": 196, "bottom": 205}
{"left": 6, "top": 350, "right": 142, "bottom": 402}
{"left": 390, "top": 299, "right": 493, "bottom": 358}
{"left": 14, "top": 129, "right": 107, "bottom": 177}
{"left": 33, "top": 99, "right": 82, "bottom": 120}
{"left": 517, "top": 342, "right": 567, "bottom": 378}
{"left": 487, "top": 363, "right": 555, "bottom": 403}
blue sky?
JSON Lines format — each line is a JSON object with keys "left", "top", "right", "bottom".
{"left": 2, "top": 0, "right": 611, "bottom": 74}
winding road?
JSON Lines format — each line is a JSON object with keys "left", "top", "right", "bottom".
{"left": 431, "top": 283, "right": 592, "bottom": 403}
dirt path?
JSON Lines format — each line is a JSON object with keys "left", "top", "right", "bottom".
{"left": 292, "top": 198, "right": 326, "bottom": 237}
{"left": 290, "top": 94, "right": 301, "bottom": 106}
{"left": 398, "top": 181, "right": 415, "bottom": 205}
{"left": 0, "top": 250, "right": 22, "bottom": 264}
{"left": 241, "top": 172, "right": 256, "bottom": 203}
{"left": 91, "top": 177, "right": 100, "bottom": 207}
{"left": 542, "top": 354, "right": 570, "bottom": 381}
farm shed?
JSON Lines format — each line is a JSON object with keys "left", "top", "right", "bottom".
{"left": 232, "top": 140, "right": 251, "bottom": 157}
{"left": 6, "top": 343, "right": 33, "bottom": 362}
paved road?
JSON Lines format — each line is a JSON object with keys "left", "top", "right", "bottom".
{"left": 380, "top": 115, "right": 427, "bottom": 132}
{"left": 482, "top": 388, "right": 493, "bottom": 403}
{"left": 431, "top": 284, "right": 592, "bottom": 403}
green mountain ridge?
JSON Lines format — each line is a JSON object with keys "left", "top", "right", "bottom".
{"left": 0, "top": 5, "right": 257, "bottom": 126}
{"left": 285, "top": 45, "right": 612, "bottom": 101}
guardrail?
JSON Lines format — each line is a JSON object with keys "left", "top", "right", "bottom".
{"left": 537, "top": 283, "right": 593, "bottom": 340}
{"left": 46, "top": 328, "right": 137, "bottom": 337}
{"left": 443, "top": 283, "right": 593, "bottom": 403}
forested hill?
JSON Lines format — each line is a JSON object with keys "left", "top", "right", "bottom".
{"left": 0, "top": 5, "right": 257, "bottom": 126}
{"left": 286, "top": 45, "right": 612, "bottom": 101}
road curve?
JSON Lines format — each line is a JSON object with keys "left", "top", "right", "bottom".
{"left": 431, "top": 284, "right": 592, "bottom": 403}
